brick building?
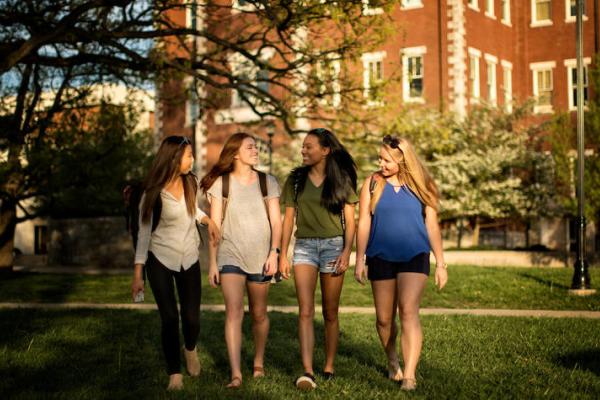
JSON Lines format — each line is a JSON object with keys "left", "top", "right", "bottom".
{"left": 158, "top": 0, "right": 599, "bottom": 176}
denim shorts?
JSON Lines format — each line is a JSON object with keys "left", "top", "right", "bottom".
{"left": 293, "top": 236, "right": 344, "bottom": 274}
{"left": 219, "top": 265, "right": 271, "bottom": 283}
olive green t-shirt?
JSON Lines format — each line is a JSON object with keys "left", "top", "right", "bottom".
{"left": 280, "top": 174, "right": 358, "bottom": 238}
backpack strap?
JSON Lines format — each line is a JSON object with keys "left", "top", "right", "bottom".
{"left": 151, "top": 195, "right": 162, "bottom": 233}
{"left": 369, "top": 172, "right": 382, "bottom": 197}
{"left": 257, "top": 170, "right": 270, "bottom": 220}
{"left": 221, "top": 173, "right": 230, "bottom": 224}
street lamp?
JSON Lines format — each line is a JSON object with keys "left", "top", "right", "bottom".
{"left": 570, "top": 0, "right": 594, "bottom": 294}
{"left": 267, "top": 121, "right": 275, "bottom": 174}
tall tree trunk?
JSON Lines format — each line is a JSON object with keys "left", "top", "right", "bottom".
{"left": 472, "top": 216, "right": 480, "bottom": 247}
{"left": 0, "top": 199, "right": 16, "bottom": 272}
{"left": 457, "top": 218, "right": 463, "bottom": 249}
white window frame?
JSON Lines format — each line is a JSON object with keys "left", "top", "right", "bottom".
{"left": 232, "top": 0, "right": 256, "bottom": 13}
{"left": 485, "top": 54, "right": 498, "bottom": 105}
{"left": 501, "top": 0, "right": 511, "bottom": 25}
{"left": 531, "top": 0, "right": 553, "bottom": 27}
{"left": 468, "top": 47, "right": 482, "bottom": 102}
{"left": 315, "top": 55, "right": 342, "bottom": 109}
{"left": 361, "top": 51, "right": 386, "bottom": 106}
{"left": 530, "top": 61, "right": 556, "bottom": 114}
{"left": 362, "top": 0, "right": 384, "bottom": 15}
{"left": 184, "top": 77, "right": 198, "bottom": 127}
{"left": 565, "top": 0, "right": 588, "bottom": 23}
{"left": 501, "top": 60, "right": 513, "bottom": 112}
{"left": 401, "top": 46, "right": 427, "bottom": 104}
{"left": 400, "top": 0, "right": 424, "bottom": 10}
{"left": 468, "top": 0, "right": 480, "bottom": 11}
{"left": 564, "top": 57, "right": 591, "bottom": 110}
{"left": 485, "top": 0, "right": 496, "bottom": 18}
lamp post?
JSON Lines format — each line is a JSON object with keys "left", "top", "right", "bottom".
{"left": 570, "top": 0, "right": 594, "bottom": 294}
{"left": 267, "top": 122, "right": 275, "bottom": 174}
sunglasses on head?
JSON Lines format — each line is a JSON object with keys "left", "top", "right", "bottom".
{"left": 382, "top": 135, "right": 400, "bottom": 149}
{"left": 164, "top": 135, "right": 192, "bottom": 147}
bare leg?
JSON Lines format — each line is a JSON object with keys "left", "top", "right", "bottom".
{"left": 396, "top": 272, "right": 428, "bottom": 381}
{"left": 320, "top": 272, "right": 345, "bottom": 374}
{"left": 247, "top": 281, "right": 270, "bottom": 377}
{"left": 294, "top": 264, "right": 319, "bottom": 375}
{"left": 221, "top": 273, "right": 246, "bottom": 386}
{"left": 371, "top": 279, "right": 402, "bottom": 380}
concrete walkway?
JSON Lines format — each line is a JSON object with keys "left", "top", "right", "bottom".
{"left": 2, "top": 302, "right": 599, "bottom": 319}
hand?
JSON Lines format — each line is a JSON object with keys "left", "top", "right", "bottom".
{"left": 131, "top": 276, "right": 144, "bottom": 301}
{"left": 279, "top": 256, "right": 291, "bottom": 280}
{"left": 263, "top": 252, "right": 278, "bottom": 276}
{"left": 208, "top": 265, "right": 220, "bottom": 288}
{"left": 354, "top": 258, "right": 367, "bottom": 285}
{"left": 435, "top": 265, "right": 448, "bottom": 290}
{"left": 205, "top": 218, "right": 221, "bottom": 246}
{"left": 331, "top": 249, "right": 351, "bottom": 275}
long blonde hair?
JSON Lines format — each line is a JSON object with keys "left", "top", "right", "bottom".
{"left": 370, "top": 136, "right": 439, "bottom": 214}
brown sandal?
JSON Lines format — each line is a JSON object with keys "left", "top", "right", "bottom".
{"left": 226, "top": 376, "right": 242, "bottom": 388}
{"left": 253, "top": 366, "right": 265, "bottom": 378}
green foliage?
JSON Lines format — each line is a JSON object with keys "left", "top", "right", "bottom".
{"left": 25, "top": 99, "right": 154, "bottom": 218}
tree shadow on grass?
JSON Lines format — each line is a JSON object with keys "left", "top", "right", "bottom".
{"left": 554, "top": 349, "right": 600, "bottom": 376}
{"left": 0, "top": 272, "right": 81, "bottom": 303}
{"left": 516, "top": 272, "right": 570, "bottom": 290}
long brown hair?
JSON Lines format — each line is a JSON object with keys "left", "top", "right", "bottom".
{"left": 141, "top": 135, "right": 197, "bottom": 222}
{"left": 370, "top": 136, "right": 439, "bottom": 213}
{"left": 200, "top": 132, "right": 254, "bottom": 192}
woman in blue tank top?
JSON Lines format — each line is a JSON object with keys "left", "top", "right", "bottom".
{"left": 355, "top": 135, "right": 448, "bottom": 392}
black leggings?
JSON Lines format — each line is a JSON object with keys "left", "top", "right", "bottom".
{"left": 146, "top": 252, "right": 201, "bottom": 375}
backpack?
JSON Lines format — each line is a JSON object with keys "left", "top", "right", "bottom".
{"left": 221, "top": 170, "right": 281, "bottom": 283}
{"left": 124, "top": 182, "right": 161, "bottom": 251}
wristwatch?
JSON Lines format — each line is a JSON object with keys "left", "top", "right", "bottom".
{"left": 271, "top": 247, "right": 281, "bottom": 254}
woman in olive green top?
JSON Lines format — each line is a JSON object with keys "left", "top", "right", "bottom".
{"left": 279, "top": 128, "right": 358, "bottom": 390}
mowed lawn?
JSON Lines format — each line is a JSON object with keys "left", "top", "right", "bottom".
{"left": 0, "top": 309, "right": 599, "bottom": 399}
{"left": 1, "top": 265, "right": 599, "bottom": 310}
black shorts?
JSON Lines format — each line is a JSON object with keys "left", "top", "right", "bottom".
{"left": 366, "top": 253, "right": 430, "bottom": 281}
{"left": 220, "top": 265, "right": 271, "bottom": 283}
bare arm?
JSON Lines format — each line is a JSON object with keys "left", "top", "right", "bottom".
{"left": 279, "top": 206, "right": 296, "bottom": 279}
{"left": 354, "top": 177, "right": 372, "bottom": 283}
{"left": 264, "top": 197, "right": 282, "bottom": 275}
{"left": 207, "top": 194, "right": 222, "bottom": 287}
{"left": 425, "top": 205, "right": 448, "bottom": 289}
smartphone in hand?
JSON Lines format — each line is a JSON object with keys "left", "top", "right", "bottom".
{"left": 134, "top": 290, "right": 145, "bottom": 303}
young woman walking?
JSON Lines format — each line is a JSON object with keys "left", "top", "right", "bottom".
{"left": 201, "top": 132, "right": 282, "bottom": 388}
{"left": 131, "top": 135, "right": 220, "bottom": 391}
{"left": 279, "top": 128, "right": 358, "bottom": 390}
{"left": 354, "top": 135, "right": 448, "bottom": 391}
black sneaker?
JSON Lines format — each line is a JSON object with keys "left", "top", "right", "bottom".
{"left": 323, "top": 371, "right": 335, "bottom": 380}
{"left": 295, "top": 373, "right": 317, "bottom": 390}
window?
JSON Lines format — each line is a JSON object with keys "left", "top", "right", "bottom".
{"left": 468, "top": 0, "right": 479, "bottom": 10}
{"left": 501, "top": 60, "right": 513, "bottom": 112}
{"left": 530, "top": 61, "right": 556, "bottom": 113}
{"left": 362, "top": 0, "right": 384, "bottom": 15}
{"left": 232, "top": 0, "right": 255, "bottom": 13}
{"left": 566, "top": 0, "right": 587, "bottom": 22}
{"left": 400, "top": 0, "right": 423, "bottom": 10}
{"left": 468, "top": 48, "right": 481, "bottom": 101}
{"left": 531, "top": 0, "right": 552, "bottom": 27}
{"left": 565, "top": 58, "right": 591, "bottom": 110}
{"left": 485, "top": 0, "right": 495, "bottom": 18}
{"left": 229, "top": 49, "right": 274, "bottom": 109}
{"left": 314, "top": 56, "right": 341, "bottom": 108}
{"left": 401, "top": 46, "right": 426, "bottom": 103}
{"left": 485, "top": 54, "right": 498, "bottom": 105}
{"left": 501, "top": 0, "right": 511, "bottom": 24}
{"left": 362, "top": 51, "right": 386, "bottom": 105}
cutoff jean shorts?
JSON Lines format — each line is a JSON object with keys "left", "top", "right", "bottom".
{"left": 292, "top": 236, "right": 344, "bottom": 274}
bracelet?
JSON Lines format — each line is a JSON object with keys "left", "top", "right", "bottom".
{"left": 270, "top": 247, "right": 281, "bottom": 254}
{"left": 436, "top": 263, "right": 448, "bottom": 269}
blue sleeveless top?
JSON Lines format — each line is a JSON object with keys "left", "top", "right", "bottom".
{"left": 366, "top": 183, "right": 430, "bottom": 262}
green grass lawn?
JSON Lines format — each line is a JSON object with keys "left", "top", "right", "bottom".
{"left": 1, "top": 309, "right": 598, "bottom": 399}
{"left": 1, "top": 265, "right": 599, "bottom": 310}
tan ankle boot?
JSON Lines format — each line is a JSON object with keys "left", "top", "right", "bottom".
{"left": 184, "top": 347, "right": 201, "bottom": 377}
{"left": 167, "top": 373, "right": 183, "bottom": 391}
